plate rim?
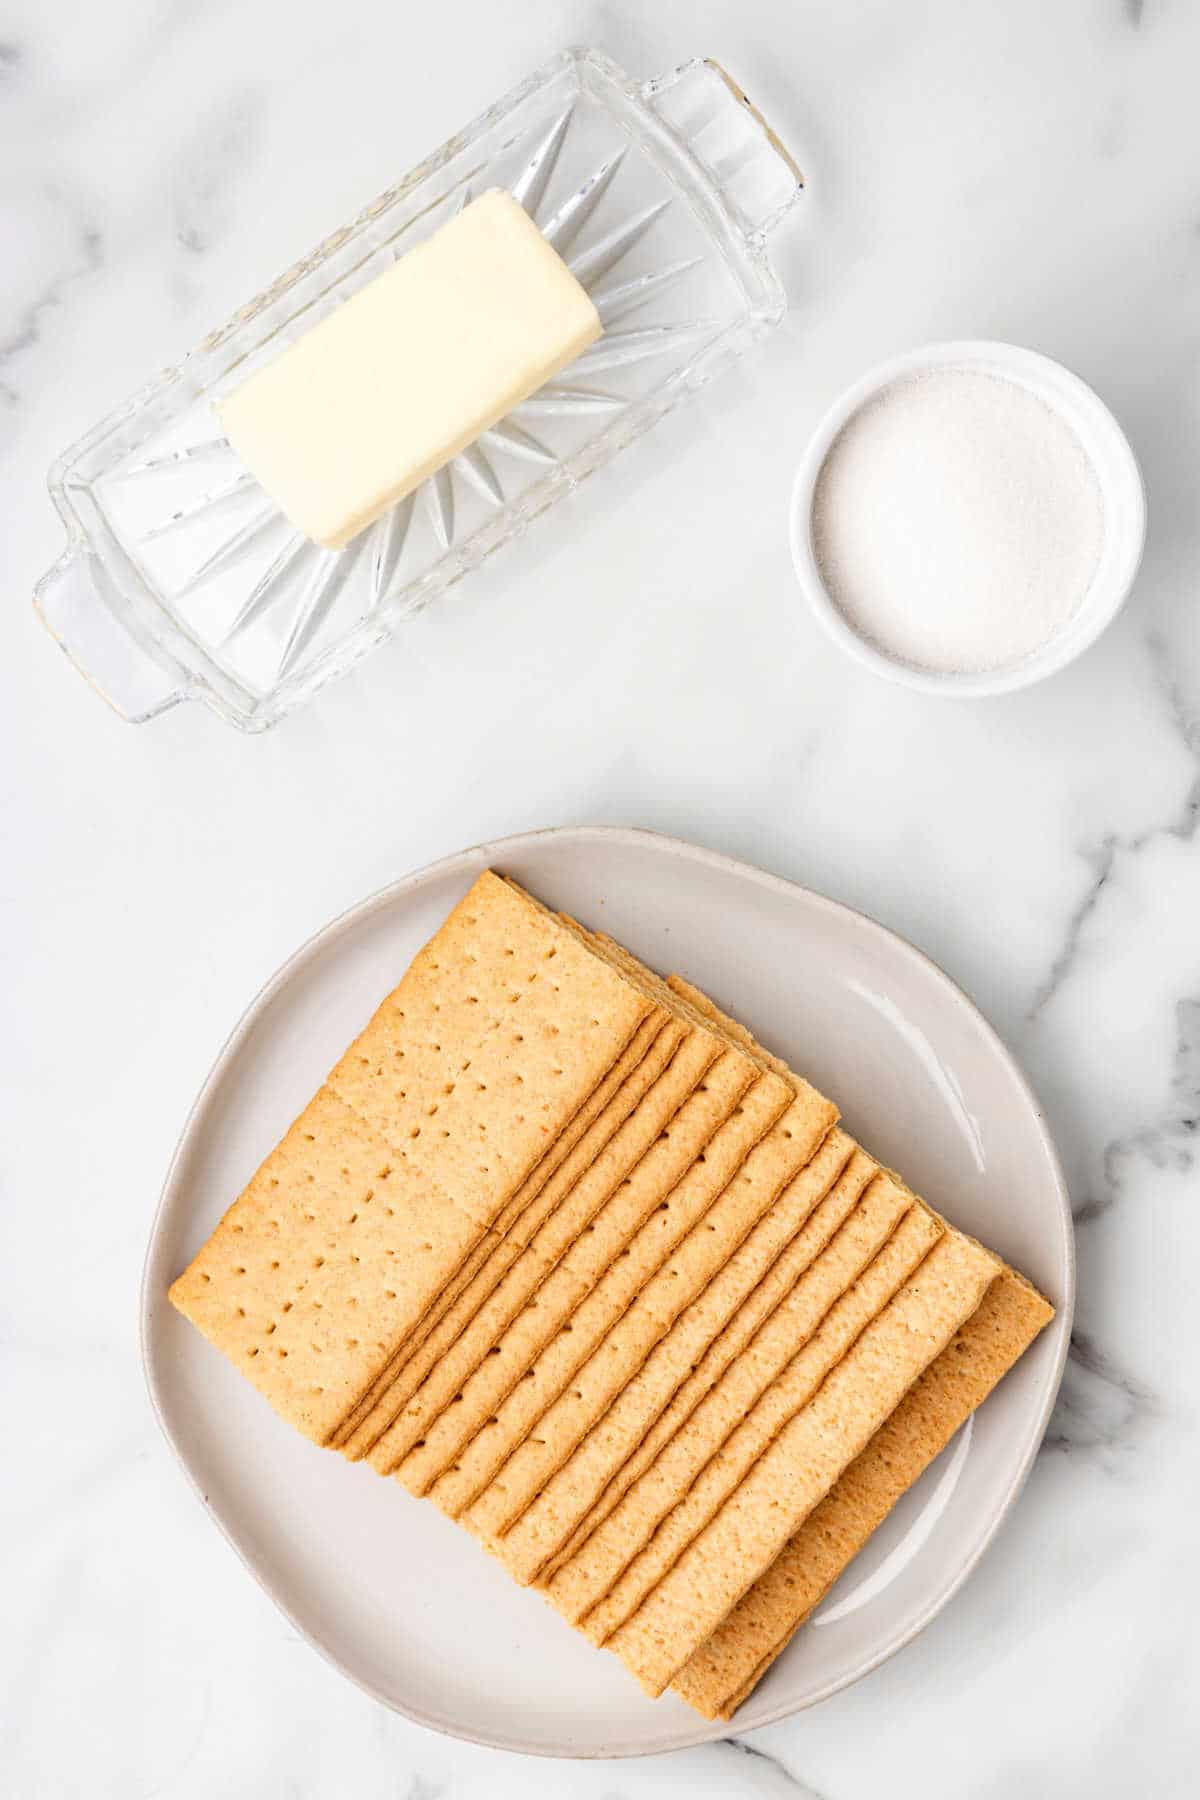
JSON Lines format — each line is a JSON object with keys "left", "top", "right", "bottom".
{"left": 141, "top": 823, "right": 1075, "bottom": 1758}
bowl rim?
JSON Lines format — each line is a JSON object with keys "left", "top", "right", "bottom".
{"left": 789, "top": 338, "right": 1147, "bottom": 698}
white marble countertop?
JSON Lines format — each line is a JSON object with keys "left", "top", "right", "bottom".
{"left": 4, "top": 0, "right": 1199, "bottom": 1793}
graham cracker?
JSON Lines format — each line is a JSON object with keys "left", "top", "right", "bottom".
{"left": 468, "top": 1070, "right": 818, "bottom": 1554}
{"left": 512, "top": 1128, "right": 859, "bottom": 1590}
{"left": 540, "top": 1139, "right": 879, "bottom": 1614}
{"left": 580, "top": 1188, "right": 938, "bottom": 1647}
{"left": 509, "top": 886, "right": 825, "bottom": 1119}
{"left": 606, "top": 1230, "right": 1002, "bottom": 1696}
{"left": 666, "top": 974, "right": 793, "bottom": 1076}
{"left": 545, "top": 1157, "right": 893, "bottom": 1626}
{"left": 367, "top": 1024, "right": 726, "bottom": 1479}
{"left": 325, "top": 867, "right": 647, "bottom": 1180}
{"left": 484, "top": 1087, "right": 841, "bottom": 1579}
{"left": 328, "top": 876, "right": 648, "bottom": 1236}
{"left": 353, "top": 1018, "right": 688, "bottom": 1466}
{"left": 671, "top": 1268, "right": 1055, "bottom": 1719}
{"left": 169, "top": 1086, "right": 454, "bottom": 1441}
{"left": 410, "top": 1044, "right": 760, "bottom": 1508}
{"left": 405, "top": 916, "right": 835, "bottom": 1516}
{"left": 334, "top": 1007, "right": 673, "bottom": 1456}
{"left": 170, "top": 871, "right": 648, "bottom": 1442}
{"left": 666, "top": 971, "right": 1010, "bottom": 1292}
{"left": 577, "top": 927, "right": 793, "bottom": 1089}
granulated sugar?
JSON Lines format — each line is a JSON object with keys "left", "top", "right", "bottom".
{"left": 812, "top": 369, "right": 1105, "bottom": 674}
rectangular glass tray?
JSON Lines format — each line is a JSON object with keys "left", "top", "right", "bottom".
{"left": 35, "top": 48, "right": 802, "bottom": 732}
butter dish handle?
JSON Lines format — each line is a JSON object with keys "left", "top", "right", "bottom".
{"left": 643, "top": 58, "right": 804, "bottom": 240}
{"left": 34, "top": 548, "right": 186, "bottom": 724}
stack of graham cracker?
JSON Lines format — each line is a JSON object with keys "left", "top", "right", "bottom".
{"left": 170, "top": 871, "right": 1054, "bottom": 1719}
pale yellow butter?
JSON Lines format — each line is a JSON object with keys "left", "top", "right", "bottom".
{"left": 218, "top": 190, "right": 601, "bottom": 549}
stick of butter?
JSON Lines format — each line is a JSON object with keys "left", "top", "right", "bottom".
{"left": 218, "top": 190, "right": 602, "bottom": 550}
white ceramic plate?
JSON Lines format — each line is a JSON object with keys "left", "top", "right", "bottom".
{"left": 142, "top": 827, "right": 1073, "bottom": 1757}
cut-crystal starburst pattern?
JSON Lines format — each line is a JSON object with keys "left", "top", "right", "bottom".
{"left": 37, "top": 51, "right": 801, "bottom": 728}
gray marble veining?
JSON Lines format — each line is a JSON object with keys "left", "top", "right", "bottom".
{"left": 718, "top": 1737, "right": 829, "bottom": 1798}
{"left": 1044, "top": 1328, "right": 1162, "bottom": 1461}
{"left": 170, "top": 90, "right": 265, "bottom": 257}
{"left": 0, "top": 192, "right": 104, "bottom": 412}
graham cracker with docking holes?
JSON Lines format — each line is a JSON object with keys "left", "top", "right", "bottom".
{"left": 539, "top": 1138, "right": 879, "bottom": 1614}
{"left": 335, "top": 1006, "right": 675, "bottom": 1457}
{"left": 509, "top": 1127, "right": 860, "bottom": 1590}
{"left": 325, "top": 874, "right": 649, "bottom": 1237}
{"left": 479, "top": 1082, "right": 841, "bottom": 1576}
{"left": 672, "top": 1268, "right": 1055, "bottom": 1719}
{"left": 607, "top": 1229, "right": 1002, "bottom": 1696}
{"left": 543, "top": 1157, "right": 894, "bottom": 1626}
{"left": 170, "top": 871, "right": 647, "bottom": 1442}
{"left": 463, "top": 1068, "right": 808, "bottom": 1547}
{"left": 383, "top": 905, "right": 834, "bottom": 1502}
{"left": 579, "top": 1184, "right": 939, "bottom": 1647}
{"left": 403, "top": 1043, "right": 758, "bottom": 1505}
{"left": 367, "top": 1024, "right": 726, "bottom": 1479}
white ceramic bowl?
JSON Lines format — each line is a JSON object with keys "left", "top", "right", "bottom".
{"left": 789, "top": 340, "right": 1147, "bottom": 697}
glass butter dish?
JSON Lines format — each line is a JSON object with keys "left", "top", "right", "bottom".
{"left": 35, "top": 48, "right": 803, "bottom": 731}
